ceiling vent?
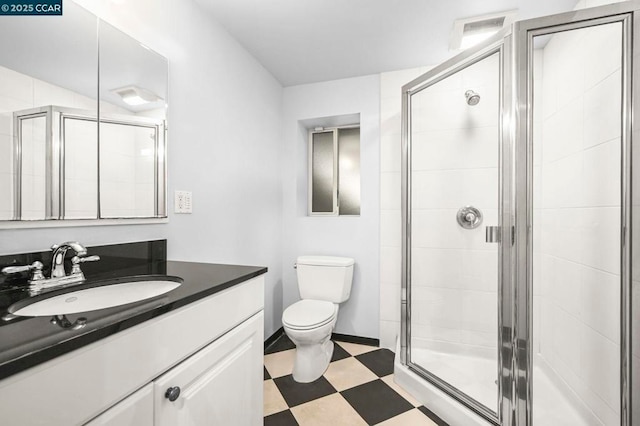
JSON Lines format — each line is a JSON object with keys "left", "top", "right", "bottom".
{"left": 450, "top": 10, "right": 517, "bottom": 51}
{"left": 111, "top": 85, "right": 163, "bottom": 106}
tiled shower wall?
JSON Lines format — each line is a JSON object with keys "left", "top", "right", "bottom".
{"left": 533, "top": 20, "right": 622, "bottom": 425}
{"left": 379, "top": 67, "right": 426, "bottom": 350}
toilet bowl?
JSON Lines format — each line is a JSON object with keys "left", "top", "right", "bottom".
{"left": 282, "top": 299, "right": 338, "bottom": 382}
{"left": 282, "top": 256, "right": 354, "bottom": 383}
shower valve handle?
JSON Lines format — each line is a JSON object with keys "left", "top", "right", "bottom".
{"left": 456, "top": 206, "right": 482, "bottom": 229}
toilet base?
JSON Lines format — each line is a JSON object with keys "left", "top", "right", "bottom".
{"left": 292, "top": 338, "right": 334, "bottom": 383}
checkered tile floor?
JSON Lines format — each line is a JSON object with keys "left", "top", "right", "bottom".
{"left": 264, "top": 334, "right": 449, "bottom": 425}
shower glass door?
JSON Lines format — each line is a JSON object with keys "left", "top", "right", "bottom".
{"left": 402, "top": 42, "right": 504, "bottom": 422}
{"left": 515, "top": 7, "right": 633, "bottom": 425}
{"left": 403, "top": 3, "right": 638, "bottom": 426}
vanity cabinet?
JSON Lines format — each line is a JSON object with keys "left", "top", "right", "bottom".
{"left": 87, "top": 311, "right": 262, "bottom": 426}
{"left": 0, "top": 275, "right": 264, "bottom": 426}
{"left": 86, "top": 384, "right": 154, "bottom": 426}
{"left": 154, "top": 312, "right": 263, "bottom": 426}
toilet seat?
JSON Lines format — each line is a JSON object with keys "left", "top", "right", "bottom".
{"left": 282, "top": 300, "right": 337, "bottom": 330}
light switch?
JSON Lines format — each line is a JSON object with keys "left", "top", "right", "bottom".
{"left": 174, "top": 190, "right": 192, "bottom": 214}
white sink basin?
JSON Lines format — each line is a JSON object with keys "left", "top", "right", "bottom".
{"left": 11, "top": 279, "right": 181, "bottom": 316}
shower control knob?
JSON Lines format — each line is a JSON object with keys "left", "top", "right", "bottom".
{"left": 165, "top": 386, "right": 181, "bottom": 402}
{"left": 456, "top": 206, "right": 483, "bottom": 229}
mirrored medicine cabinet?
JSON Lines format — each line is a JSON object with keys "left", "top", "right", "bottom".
{"left": 0, "top": 1, "right": 168, "bottom": 226}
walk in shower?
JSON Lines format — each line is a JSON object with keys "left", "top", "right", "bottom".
{"left": 397, "top": 2, "right": 638, "bottom": 425}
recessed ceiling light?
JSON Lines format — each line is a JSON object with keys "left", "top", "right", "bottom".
{"left": 450, "top": 10, "right": 517, "bottom": 51}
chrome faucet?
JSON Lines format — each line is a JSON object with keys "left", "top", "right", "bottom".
{"left": 50, "top": 242, "right": 87, "bottom": 278}
{"left": 2, "top": 241, "right": 100, "bottom": 294}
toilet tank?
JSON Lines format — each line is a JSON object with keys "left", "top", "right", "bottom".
{"left": 296, "top": 256, "right": 355, "bottom": 303}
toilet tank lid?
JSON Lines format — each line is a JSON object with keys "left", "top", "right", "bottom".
{"left": 297, "top": 256, "right": 355, "bottom": 267}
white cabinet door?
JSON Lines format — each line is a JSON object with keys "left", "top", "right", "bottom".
{"left": 85, "top": 383, "right": 153, "bottom": 426}
{"left": 154, "top": 311, "right": 264, "bottom": 426}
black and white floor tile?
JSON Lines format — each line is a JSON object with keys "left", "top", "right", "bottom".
{"left": 264, "top": 335, "right": 449, "bottom": 426}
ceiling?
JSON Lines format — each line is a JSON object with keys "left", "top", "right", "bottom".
{"left": 195, "top": 0, "right": 579, "bottom": 87}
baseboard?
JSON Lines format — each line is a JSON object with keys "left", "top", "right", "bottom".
{"left": 265, "top": 327, "right": 379, "bottom": 348}
{"left": 264, "top": 327, "right": 284, "bottom": 349}
{"left": 332, "top": 333, "right": 379, "bottom": 347}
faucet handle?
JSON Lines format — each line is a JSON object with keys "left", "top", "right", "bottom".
{"left": 2, "top": 261, "right": 45, "bottom": 281}
{"left": 72, "top": 255, "right": 100, "bottom": 264}
{"left": 70, "top": 255, "right": 100, "bottom": 275}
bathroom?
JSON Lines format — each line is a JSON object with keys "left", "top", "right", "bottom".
{"left": 0, "top": 0, "right": 637, "bottom": 425}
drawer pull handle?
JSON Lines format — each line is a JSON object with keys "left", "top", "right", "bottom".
{"left": 165, "top": 386, "right": 181, "bottom": 402}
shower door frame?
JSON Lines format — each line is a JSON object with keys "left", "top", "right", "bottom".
{"left": 513, "top": 3, "right": 639, "bottom": 425}
{"left": 401, "top": 2, "right": 639, "bottom": 426}
{"left": 400, "top": 33, "right": 512, "bottom": 426}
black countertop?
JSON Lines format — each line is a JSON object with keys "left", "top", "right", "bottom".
{"left": 0, "top": 248, "right": 267, "bottom": 381}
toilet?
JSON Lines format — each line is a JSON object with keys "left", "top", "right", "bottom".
{"left": 282, "top": 255, "right": 355, "bottom": 383}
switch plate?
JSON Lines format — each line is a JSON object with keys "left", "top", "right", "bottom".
{"left": 174, "top": 190, "right": 192, "bottom": 214}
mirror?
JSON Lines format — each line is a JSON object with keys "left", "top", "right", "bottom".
{"left": 98, "top": 20, "right": 167, "bottom": 219}
{"left": 0, "top": 1, "right": 168, "bottom": 224}
{"left": 0, "top": 2, "right": 98, "bottom": 221}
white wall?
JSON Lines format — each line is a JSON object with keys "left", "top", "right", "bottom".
{"left": 0, "top": 0, "right": 285, "bottom": 339}
{"left": 282, "top": 75, "right": 380, "bottom": 338}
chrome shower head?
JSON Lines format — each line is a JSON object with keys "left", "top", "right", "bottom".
{"left": 465, "top": 90, "right": 480, "bottom": 106}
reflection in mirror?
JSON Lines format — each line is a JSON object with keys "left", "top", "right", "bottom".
{"left": 64, "top": 114, "right": 98, "bottom": 219}
{"left": 100, "top": 121, "right": 158, "bottom": 217}
{"left": 98, "top": 21, "right": 167, "bottom": 218}
{"left": 0, "top": 2, "right": 98, "bottom": 221}
{"left": 18, "top": 114, "right": 47, "bottom": 220}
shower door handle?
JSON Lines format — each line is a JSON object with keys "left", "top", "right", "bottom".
{"left": 485, "top": 226, "right": 501, "bottom": 243}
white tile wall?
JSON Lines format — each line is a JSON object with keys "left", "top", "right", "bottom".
{"left": 379, "top": 246, "right": 401, "bottom": 285}
{"left": 533, "top": 18, "right": 623, "bottom": 424}
{"left": 64, "top": 118, "right": 98, "bottom": 219}
{"left": 0, "top": 66, "right": 33, "bottom": 103}
{"left": 0, "top": 131, "right": 14, "bottom": 220}
{"left": 379, "top": 66, "right": 426, "bottom": 350}
{"left": 99, "top": 122, "right": 156, "bottom": 218}
{"left": 20, "top": 117, "right": 47, "bottom": 220}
